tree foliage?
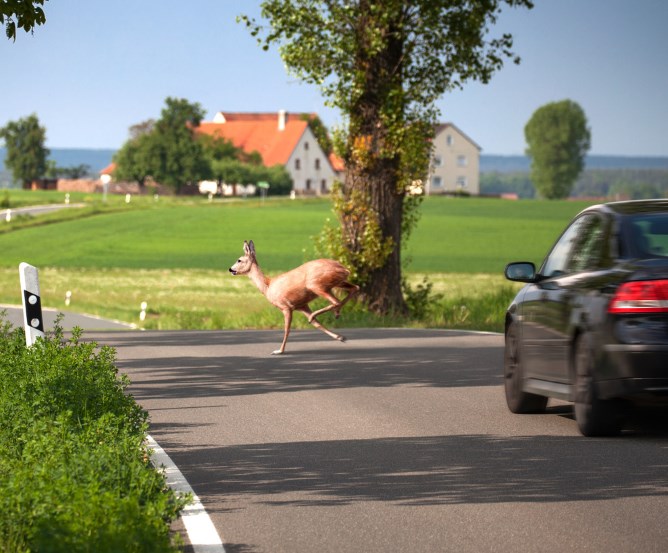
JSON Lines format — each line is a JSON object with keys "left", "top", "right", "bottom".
{"left": 113, "top": 98, "right": 209, "bottom": 194}
{"left": 1, "top": 0, "right": 47, "bottom": 40}
{"left": 150, "top": 98, "right": 209, "bottom": 194}
{"left": 208, "top": 158, "right": 292, "bottom": 196}
{"left": 112, "top": 120, "right": 157, "bottom": 188}
{"left": 524, "top": 99, "right": 591, "bottom": 199}
{"left": 241, "top": 0, "right": 533, "bottom": 314}
{"left": 301, "top": 114, "right": 333, "bottom": 156}
{"left": 0, "top": 113, "right": 49, "bottom": 187}
{"left": 45, "top": 161, "right": 92, "bottom": 179}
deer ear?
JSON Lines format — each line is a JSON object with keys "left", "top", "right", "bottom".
{"left": 248, "top": 240, "right": 256, "bottom": 256}
{"left": 243, "top": 241, "right": 250, "bottom": 255}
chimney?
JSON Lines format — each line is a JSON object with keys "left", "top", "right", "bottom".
{"left": 278, "top": 110, "right": 287, "bottom": 131}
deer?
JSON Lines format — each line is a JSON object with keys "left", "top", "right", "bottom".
{"left": 228, "top": 240, "right": 359, "bottom": 355}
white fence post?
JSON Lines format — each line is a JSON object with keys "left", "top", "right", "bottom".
{"left": 19, "top": 263, "right": 45, "bottom": 347}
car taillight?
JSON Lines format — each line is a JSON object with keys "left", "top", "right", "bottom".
{"left": 608, "top": 280, "right": 668, "bottom": 313}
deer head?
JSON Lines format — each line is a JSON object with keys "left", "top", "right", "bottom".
{"left": 228, "top": 240, "right": 256, "bottom": 275}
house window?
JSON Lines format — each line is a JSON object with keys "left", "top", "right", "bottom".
{"left": 457, "top": 155, "right": 467, "bottom": 167}
{"left": 321, "top": 179, "right": 327, "bottom": 193}
{"left": 295, "top": 158, "right": 301, "bottom": 170}
{"left": 315, "top": 158, "right": 320, "bottom": 170}
{"left": 304, "top": 141, "right": 309, "bottom": 151}
{"left": 306, "top": 179, "right": 312, "bottom": 191}
{"left": 446, "top": 135, "right": 454, "bottom": 146}
{"left": 433, "top": 155, "right": 443, "bottom": 167}
{"left": 456, "top": 176, "right": 468, "bottom": 188}
{"left": 431, "top": 176, "right": 443, "bottom": 188}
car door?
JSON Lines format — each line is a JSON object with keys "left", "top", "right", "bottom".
{"left": 522, "top": 213, "right": 606, "bottom": 382}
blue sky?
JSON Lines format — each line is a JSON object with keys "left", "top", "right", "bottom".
{"left": 2, "top": 0, "right": 666, "bottom": 156}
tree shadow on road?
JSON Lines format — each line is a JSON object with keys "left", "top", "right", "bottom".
{"left": 104, "top": 329, "right": 504, "bottom": 400}
{"left": 161, "top": 432, "right": 668, "bottom": 512}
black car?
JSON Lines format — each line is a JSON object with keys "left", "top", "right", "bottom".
{"left": 504, "top": 199, "right": 668, "bottom": 436}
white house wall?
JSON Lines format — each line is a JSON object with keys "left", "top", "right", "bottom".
{"left": 286, "top": 126, "right": 337, "bottom": 195}
{"left": 429, "top": 126, "right": 481, "bottom": 195}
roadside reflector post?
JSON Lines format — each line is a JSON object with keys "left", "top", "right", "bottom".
{"left": 19, "top": 262, "right": 45, "bottom": 347}
{"left": 5, "top": 209, "right": 11, "bottom": 222}
{"left": 140, "top": 301, "right": 147, "bottom": 322}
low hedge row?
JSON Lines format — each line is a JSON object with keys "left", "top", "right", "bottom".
{"left": 0, "top": 314, "right": 190, "bottom": 552}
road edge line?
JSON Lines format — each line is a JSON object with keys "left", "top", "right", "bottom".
{"left": 147, "top": 434, "right": 226, "bottom": 553}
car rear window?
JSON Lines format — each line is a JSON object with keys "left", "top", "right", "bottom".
{"left": 624, "top": 213, "right": 668, "bottom": 258}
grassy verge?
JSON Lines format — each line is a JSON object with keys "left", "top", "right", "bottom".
{"left": 0, "top": 267, "right": 523, "bottom": 333}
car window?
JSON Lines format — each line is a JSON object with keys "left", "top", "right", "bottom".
{"left": 626, "top": 213, "right": 668, "bottom": 258}
{"left": 541, "top": 214, "right": 604, "bottom": 278}
{"left": 567, "top": 215, "right": 605, "bottom": 272}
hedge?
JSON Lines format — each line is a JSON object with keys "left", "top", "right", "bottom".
{"left": 0, "top": 313, "right": 190, "bottom": 552}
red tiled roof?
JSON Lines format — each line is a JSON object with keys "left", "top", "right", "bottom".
{"left": 196, "top": 112, "right": 311, "bottom": 167}
{"left": 100, "top": 162, "right": 116, "bottom": 175}
{"left": 329, "top": 152, "right": 345, "bottom": 172}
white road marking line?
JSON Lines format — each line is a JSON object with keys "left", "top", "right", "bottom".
{"left": 147, "top": 435, "right": 226, "bottom": 553}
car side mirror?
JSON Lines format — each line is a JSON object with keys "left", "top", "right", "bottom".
{"left": 504, "top": 262, "right": 537, "bottom": 283}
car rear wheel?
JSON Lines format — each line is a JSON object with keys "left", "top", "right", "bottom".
{"left": 504, "top": 321, "right": 548, "bottom": 413}
{"left": 573, "top": 334, "right": 623, "bottom": 437}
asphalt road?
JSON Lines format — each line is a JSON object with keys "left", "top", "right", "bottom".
{"left": 82, "top": 328, "right": 668, "bottom": 553}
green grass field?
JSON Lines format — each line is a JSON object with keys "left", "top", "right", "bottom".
{"left": 0, "top": 191, "right": 598, "bottom": 331}
{"left": 0, "top": 192, "right": 594, "bottom": 271}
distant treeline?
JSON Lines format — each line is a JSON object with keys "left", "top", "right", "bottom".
{"left": 481, "top": 168, "right": 668, "bottom": 199}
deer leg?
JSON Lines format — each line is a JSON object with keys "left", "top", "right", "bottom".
{"left": 272, "top": 309, "right": 293, "bottom": 355}
{"left": 307, "top": 291, "right": 340, "bottom": 323}
{"left": 309, "top": 283, "right": 360, "bottom": 322}
{"left": 299, "top": 307, "right": 346, "bottom": 343}
{"left": 333, "top": 282, "right": 359, "bottom": 318}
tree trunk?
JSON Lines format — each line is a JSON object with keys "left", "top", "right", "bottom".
{"left": 345, "top": 4, "right": 407, "bottom": 315}
{"left": 360, "top": 170, "right": 405, "bottom": 315}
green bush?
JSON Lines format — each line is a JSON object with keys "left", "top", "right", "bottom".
{"left": 0, "top": 314, "right": 190, "bottom": 552}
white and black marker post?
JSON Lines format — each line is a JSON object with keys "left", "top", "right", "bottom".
{"left": 19, "top": 262, "right": 45, "bottom": 347}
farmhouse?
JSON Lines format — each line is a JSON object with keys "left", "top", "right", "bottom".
{"left": 428, "top": 123, "right": 481, "bottom": 195}
{"left": 196, "top": 111, "right": 339, "bottom": 196}
{"left": 88, "top": 114, "right": 480, "bottom": 198}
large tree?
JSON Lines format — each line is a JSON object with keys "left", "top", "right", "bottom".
{"left": 0, "top": 113, "right": 49, "bottom": 187}
{"left": 133, "top": 98, "right": 210, "bottom": 194}
{"left": 113, "top": 120, "right": 157, "bottom": 189}
{"left": 242, "top": 0, "right": 533, "bottom": 314}
{"left": 524, "top": 99, "right": 591, "bottom": 199}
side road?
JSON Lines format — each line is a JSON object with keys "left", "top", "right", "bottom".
{"left": 1, "top": 202, "right": 86, "bottom": 219}
{"left": 1, "top": 304, "right": 133, "bottom": 330}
